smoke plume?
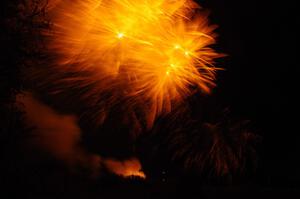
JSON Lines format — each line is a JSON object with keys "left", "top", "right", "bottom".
{"left": 16, "top": 92, "right": 145, "bottom": 178}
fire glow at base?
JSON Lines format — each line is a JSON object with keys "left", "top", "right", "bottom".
{"left": 46, "top": 0, "right": 221, "bottom": 128}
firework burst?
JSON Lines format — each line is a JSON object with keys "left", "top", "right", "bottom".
{"left": 28, "top": 0, "right": 221, "bottom": 129}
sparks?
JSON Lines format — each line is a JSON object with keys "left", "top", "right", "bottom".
{"left": 43, "top": 0, "right": 222, "bottom": 128}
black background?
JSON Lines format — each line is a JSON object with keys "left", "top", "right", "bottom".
{"left": 1, "top": 0, "right": 299, "bottom": 198}
{"left": 198, "top": 0, "right": 299, "bottom": 187}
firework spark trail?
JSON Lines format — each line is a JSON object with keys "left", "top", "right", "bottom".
{"left": 39, "top": 0, "right": 221, "bottom": 128}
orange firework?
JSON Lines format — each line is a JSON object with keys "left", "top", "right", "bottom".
{"left": 44, "top": 0, "right": 221, "bottom": 128}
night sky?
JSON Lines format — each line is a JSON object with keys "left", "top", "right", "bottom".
{"left": 200, "top": 0, "right": 299, "bottom": 186}
{"left": 1, "top": 0, "right": 299, "bottom": 198}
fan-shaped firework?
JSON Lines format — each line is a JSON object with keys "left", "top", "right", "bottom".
{"left": 139, "top": 110, "right": 260, "bottom": 178}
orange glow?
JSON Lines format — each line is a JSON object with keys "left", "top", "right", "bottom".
{"left": 45, "top": 0, "right": 221, "bottom": 128}
{"left": 104, "top": 158, "right": 146, "bottom": 179}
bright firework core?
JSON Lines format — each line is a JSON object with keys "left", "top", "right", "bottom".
{"left": 46, "top": 0, "right": 221, "bottom": 128}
